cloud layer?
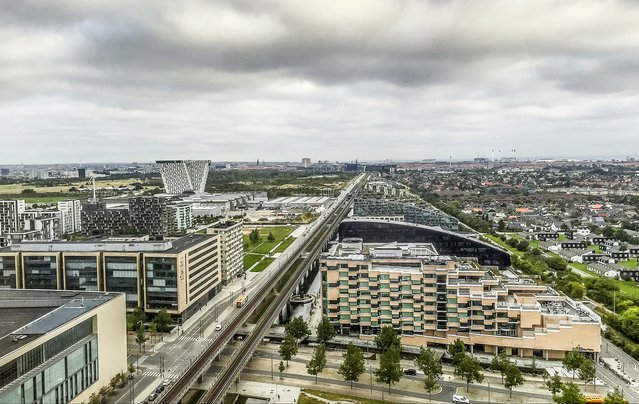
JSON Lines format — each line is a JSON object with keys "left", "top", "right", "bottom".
{"left": 1, "top": 0, "right": 638, "bottom": 163}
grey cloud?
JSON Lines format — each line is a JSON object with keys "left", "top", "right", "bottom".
{"left": 1, "top": 0, "right": 639, "bottom": 163}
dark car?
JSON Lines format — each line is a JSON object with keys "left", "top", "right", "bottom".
{"left": 403, "top": 369, "right": 417, "bottom": 376}
{"left": 155, "top": 385, "right": 164, "bottom": 393}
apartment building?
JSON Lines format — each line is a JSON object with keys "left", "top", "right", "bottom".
{"left": 353, "top": 198, "right": 459, "bottom": 231}
{"left": 206, "top": 220, "right": 243, "bottom": 283}
{"left": 0, "top": 234, "right": 221, "bottom": 320}
{"left": 57, "top": 200, "right": 82, "bottom": 234}
{"left": 0, "top": 200, "right": 25, "bottom": 235}
{"left": 320, "top": 239, "right": 601, "bottom": 360}
{"left": 0, "top": 289, "right": 126, "bottom": 404}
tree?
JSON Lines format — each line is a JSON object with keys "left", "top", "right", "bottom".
{"left": 563, "top": 349, "right": 586, "bottom": 379}
{"left": 578, "top": 359, "right": 596, "bottom": 390}
{"left": 154, "top": 309, "right": 171, "bottom": 331}
{"left": 306, "top": 343, "right": 327, "bottom": 384}
{"left": 415, "top": 347, "right": 442, "bottom": 401}
{"left": 285, "top": 316, "right": 310, "bottom": 342}
{"left": 498, "top": 219, "right": 506, "bottom": 232}
{"left": 491, "top": 350, "right": 510, "bottom": 383}
{"left": 454, "top": 354, "right": 484, "bottom": 392}
{"left": 135, "top": 326, "right": 147, "bottom": 353}
{"left": 132, "top": 306, "right": 146, "bottom": 329}
{"left": 338, "top": 342, "right": 365, "bottom": 388}
{"left": 316, "top": 316, "right": 337, "bottom": 344}
{"left": 267, "top": 232, "right": 275, "bottom": 242}
{"left": 604, "top": 388, "right": 629, "bottom": 404}
{"left": 249, "top": 229, "right": 260, "bottom": 244}
{"left": 279, "top": 334, "right": 298, "bottom": 367}
{"left": 149, "top": 322, "right": 157, "bottom": 344}
{"left": 448, "top": 338, "right": 467, "bottom": 365}
{"left": 503, "top": 363, "right": 524, "bottom": 398}
{"left": 553, "top": 382, "right": 586, "bottom": 404}
{"left": 375, "top": 345, "right": 402, "bottom": 393}
{"left": 546, "top": 373, "right": 563, "bottom": 395}
{"left": 278, "top": 361, "right": 285, "bottom": 379}
{"left": 375, "top": 325, "right": 401, "bottom": 352}
{"left": 620, "top": 307, "right": 639, "bottom": 341}
{"left": 89, "top": 392, "right": 100, "bottom": 404}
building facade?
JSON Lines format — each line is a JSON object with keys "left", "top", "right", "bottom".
{"left": 0, "top": 200, "right": 26, "bottom": 236}
{"left": 353, "top": 198, "right": 459, "bottom": 231}
{"left": 0, "top": 234, "right": 221, "bottom": 320}
{"left": 156, "top": 160, "right": 211, "bottom": 194}
{"left": 207, "top": 221, "right": 243, "bottom": 284}
{"left": 0, "top": 289, "right": 126, "bottom": 404}
{"left": 320, "top": 240, "right": 601, "bottom": 360}
{"left": 57, "top": 200, "right": 82, "bottom": 235}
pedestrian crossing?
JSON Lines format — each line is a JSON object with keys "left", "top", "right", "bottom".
{"left": 143, "top": 371, "right": 177, "bottom": 378}
{"left": 179, "top": 336, "right": 213, "bottom": 343}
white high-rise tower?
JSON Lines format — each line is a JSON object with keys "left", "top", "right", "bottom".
{"left": 156, "top": 160, "right": 211, "bottom": 194}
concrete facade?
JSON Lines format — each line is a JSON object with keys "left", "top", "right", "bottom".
{"left": 206, "top": 221, "right": 243, "bottom": 284}
{"left": 320, "top": 240, "right": 601, "bottom": 359}
{"left": 0, "top": 234, "right": 221, "bottom": 319}
{"left": 0, "top": 290, "right": 127, "bottom": 404}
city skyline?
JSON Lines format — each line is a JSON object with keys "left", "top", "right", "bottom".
{"left": 2, "top": 0, "right": 638, "bottom": 164}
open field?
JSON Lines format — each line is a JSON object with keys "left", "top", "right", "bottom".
{"left": 243, "top": 226, "right": 298, "bottom": 271}
{"left": 0, "top": 178, "right": 156, "bottom": 194}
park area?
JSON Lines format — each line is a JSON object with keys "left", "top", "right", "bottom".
{"left": 243, "top": 225, "right": 298, "bottom": 272}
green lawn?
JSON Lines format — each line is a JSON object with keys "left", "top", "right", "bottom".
{"left": 250, "top": 257, "right": 275, "bottom": 272}
{"left": 620, "top": 258, "right": 638, "bottom": 269}
{"left": 303, "top": 389, "right": 400, "bottom": 404}
{"left": 243, "top": 254, "right": 262, "bottom": 270}
{"left": 244, "top": 226, "right": 297, "bottom": 254}
{"left": 273, "top": 236, "right": 296, "bottom": 253}
{"left": 485, "top": 235, "right": 520, "bottom": 253}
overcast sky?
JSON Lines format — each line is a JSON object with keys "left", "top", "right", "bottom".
{"left": 1, "top": 0, "right": 638, "bottom": 164}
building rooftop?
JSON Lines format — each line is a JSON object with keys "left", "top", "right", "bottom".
{"left": 0, "top": 290, "right": 121, "bottom": 359}
{"left": 1, "top": 233, "right": 215, "bottom": 254}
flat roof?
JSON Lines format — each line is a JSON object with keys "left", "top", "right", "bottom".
{"left": 2, "top": 234, "right": 215, "bottom": 254}
{"left": 0, "top": 290, "right": 121, "bottom": 358}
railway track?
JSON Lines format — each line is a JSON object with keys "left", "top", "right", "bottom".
{"left": 157, "top": 184, "right": 359, "bottom": 404}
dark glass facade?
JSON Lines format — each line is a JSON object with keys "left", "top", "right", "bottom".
{"left": 0, "top": 255, "right": 17, "bottom": 289}
{"left": 64, "top": 256, "right": 99, "bottom": 291}
{"left": 145, "top": 257, "right": 178, "bottom": 310}
{"left": 23, "top": 255, "right": 58, "bottom": 289}
{"left": 339, "top": 220, "right": 511, "bottom": 268}
{"left": 104, "top": 256, "right": 139, "bottom": 307}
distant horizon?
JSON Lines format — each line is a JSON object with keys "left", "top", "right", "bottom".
{"left": 1, "top": 153, "right": 637, "bottom": 168}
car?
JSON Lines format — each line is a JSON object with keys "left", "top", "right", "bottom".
{"left": 403, "top": 369, "right": 417, "bottom": 376}
{"left": 155, "top": 385, "right": 164, "bottom": 393}
{"left": 162, "top": 378, "right": 172, "bottom": 386}
{"left": 452, "top": 394, "right": 470, "bottom": 404}
{"left": 215, "top": 324, "right": 222, "bottom": 331}
{"left": 148, "top": 393, "right": 157, "bottom": 402}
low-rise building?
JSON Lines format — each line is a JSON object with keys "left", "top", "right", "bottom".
{"left": 0, "top": 289, "right": 126, "bottom": 404}
{"left": 321, "top": 239, "right": 601, "bottom": 360}
{"left": 0, "top": 234, "right": 221, "bottom": 320}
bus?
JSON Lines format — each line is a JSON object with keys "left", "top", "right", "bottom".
{"left": 236, "top": 294, "right": 248, "bottom": 308}
{"left": 585, "top": 397, "right": 605, "bottom": 404}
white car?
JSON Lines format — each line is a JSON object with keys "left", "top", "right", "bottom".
{"left": 452, "top": 395, "right": 470, "bottom": 404}
{"left": 162, "top": 379, "right": 171, "bottom": 386}
{"left": 214, "top": 324, "right": 222, "bottom": 331}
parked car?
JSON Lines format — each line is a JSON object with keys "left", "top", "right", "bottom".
{"left": 452, "top": 394, "right": 470, "bottom": 404}
{"left": 215, "top": 323, "right": 222, "bottom": 331}
{"left": 403, "top": 369, "right": 417, "bottom": 375}
{"left": 162, "top": 378, "right": 172, "bottom": 386}
{"left": 148, "top": 393, "right": 157, "bottom": 402}
{"left": 155, "top": 385, "right": 164, "bottom": 393}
